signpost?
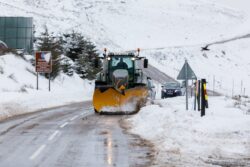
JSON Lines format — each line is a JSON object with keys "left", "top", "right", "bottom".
{"left": 177, "top": 60, "right": 197, "bottom": 110}
{"left": 35, "top": 51, "right": 52, "bottom": 91}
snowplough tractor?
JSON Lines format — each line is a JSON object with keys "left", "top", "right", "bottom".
{"left": 93, "top": 49, "right": 149, "bottom": 114}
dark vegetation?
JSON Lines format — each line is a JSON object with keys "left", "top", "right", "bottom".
{"left": 35, "top": 26, "right": 101, "bottom": 80}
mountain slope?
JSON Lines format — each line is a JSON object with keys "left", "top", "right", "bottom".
{"left": 142, "top": 37, "right": 250, "bottom": 96}
{"left": 1, "top": 0, "right": 250, "bottom": 50}
{"left": 1, "top": 0, "right": 250, "bottom": 96}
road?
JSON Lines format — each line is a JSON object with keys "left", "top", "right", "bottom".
{"left": 0, "top": 62, "right": 219, "bottom": 167}
{"left": 143, "top": 64, "right": 176, "bottom": 84}
{"left": 0, "top": 102, "right": 154, "bottom": 167}
{"left": 137, "top": 61, "right": 175, "bottom": 84}
{"left": 144, "top": 64, "right": 220, "bottom": 96}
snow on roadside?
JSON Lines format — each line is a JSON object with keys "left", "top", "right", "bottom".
{"left": 127, "top": 96, "right": 250, "bottom": 166}
{"left": 0, "top": 54, "right": 94, "bottom": 121}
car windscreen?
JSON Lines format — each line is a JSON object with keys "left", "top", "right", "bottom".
{"left": 164, "top": 83, "right": 180, "bottom": 89}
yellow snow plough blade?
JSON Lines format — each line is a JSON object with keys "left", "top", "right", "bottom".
{"left": 93, "top": 86, "right": 148, "bottom": 114}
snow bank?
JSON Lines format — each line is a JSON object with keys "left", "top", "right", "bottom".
{"left": 127, "top": 96, "right": 250, "bottom": 166}
{"left": 0, "top": 54, "right": 94, "bottom": 121}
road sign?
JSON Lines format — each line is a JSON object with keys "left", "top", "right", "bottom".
{"left": 35, "top": 51, "right": 52, "bottom": 73}
{"left": 177, "top": 60, "right": 197, "bottom": 110}
{"left": 177, "top": 60, "right": 197, "bottom": 80}
{"left": 35, "top": 51, "right": 52, "bottom": 91}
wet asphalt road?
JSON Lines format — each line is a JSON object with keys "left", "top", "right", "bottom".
{"left": 0, "top": 102, "right": 153, "bottom": 167}
{"left": 143, "top": 64, "right": 220, "bottom": 96}
{"left": 143, "top": 64, "right": 176, "bottom": 84}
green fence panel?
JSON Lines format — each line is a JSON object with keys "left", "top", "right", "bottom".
{"left": 0, "top": 17, "right": 33, "bottom": 52}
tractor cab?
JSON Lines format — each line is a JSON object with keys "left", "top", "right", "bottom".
{"left": 107, "top": 54, "right": 136, "bottom": 89}
{"left": 93, "top": 49, "right": 149, "bottom": 114}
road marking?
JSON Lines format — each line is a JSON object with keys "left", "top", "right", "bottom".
{"left": 29, "top": 144, "right": 46, "bottom": 160}
{"left": 48, "top": 130, "right": 59, "bottom": 141}
{"left": 70, "top": 115, "right": 78, "bottom": 121}
{"left": 60, "top": 122, "right": 69, "bottom": 128}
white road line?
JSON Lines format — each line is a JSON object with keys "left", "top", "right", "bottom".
{"left": 60, "top": 122, "right": 69, "bottom": 128}
{"left": 70, "top": 115, "right": 78, "bottom": 121}
{"left": 29, "top": 144, "right": 46, "bottom": 160}
{"left": 48, "top": 130, "right": 59, "bottom": 141}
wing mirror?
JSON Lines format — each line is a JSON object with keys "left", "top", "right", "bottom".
{"left": 144, "top": 59, "right": 148, "bottom": 68}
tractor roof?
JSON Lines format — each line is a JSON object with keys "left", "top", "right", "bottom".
{"left": 107, "top": 52, "right": 136, "bottom": 57}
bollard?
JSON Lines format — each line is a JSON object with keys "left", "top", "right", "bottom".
{"left": 194, "top": 80, "right": 197, "bottom": 111}
{"left": 204, "top": 81, "right": 208, "bottom": 108}
{"left": 197, "top": 80, "right": 201, "bottom": 111}
{"left": 201, "top": 79, "right": 206, "bottom": 117}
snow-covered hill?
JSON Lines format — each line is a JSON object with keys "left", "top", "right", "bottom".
{"left": 0, "top": 0, "right": 250, "bottom": 49}
{"left": 1, "top": 1, "right": 250, "bottom": 165}
{"left": 1, "top": 0, "right": 250, "bottom": 96}
{"left": 143, "top": 37, "right": 250, "bottom": 96}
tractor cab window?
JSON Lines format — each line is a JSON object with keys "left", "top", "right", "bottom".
{"left": 111, "top": 57, "right": 133, "bottom": 69}
{"left": 109, "top": 57, "right": 135, "bottom": 83}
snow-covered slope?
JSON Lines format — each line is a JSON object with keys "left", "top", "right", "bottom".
{"left": 0, "top": 0, "right": 250, "bottom": 50}
{"left": 1, "top": 0, "right": 250, "bottom": 96}
{"left": 143, "top": 37, "right": 250, "bottom": 96}
{"left": 0, "top": 54, "right": 93, "bottom": 121}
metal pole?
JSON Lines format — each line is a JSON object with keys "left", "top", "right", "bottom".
{"left": 191, "top": 80, "right": 193, "bottom": 98}
{"left": 232, "top": 79, "right": 234, "bottom": 97}
{"left": 36, "top": 73, "right": 39, "bottom": 90}
{"left": 49, "top": 73, "right": 51, "bottom": 92}
{"left": 197, "top": 80, "right": 201, "bottom": 111}
{"left": 185, "top": 60, "right": 188, "bottom": 110}
{"left": 241, "top": 80, "right": 243, "bottom": 95}
{"left": 194, "top": 80, "right": 197, "bottom": 111}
